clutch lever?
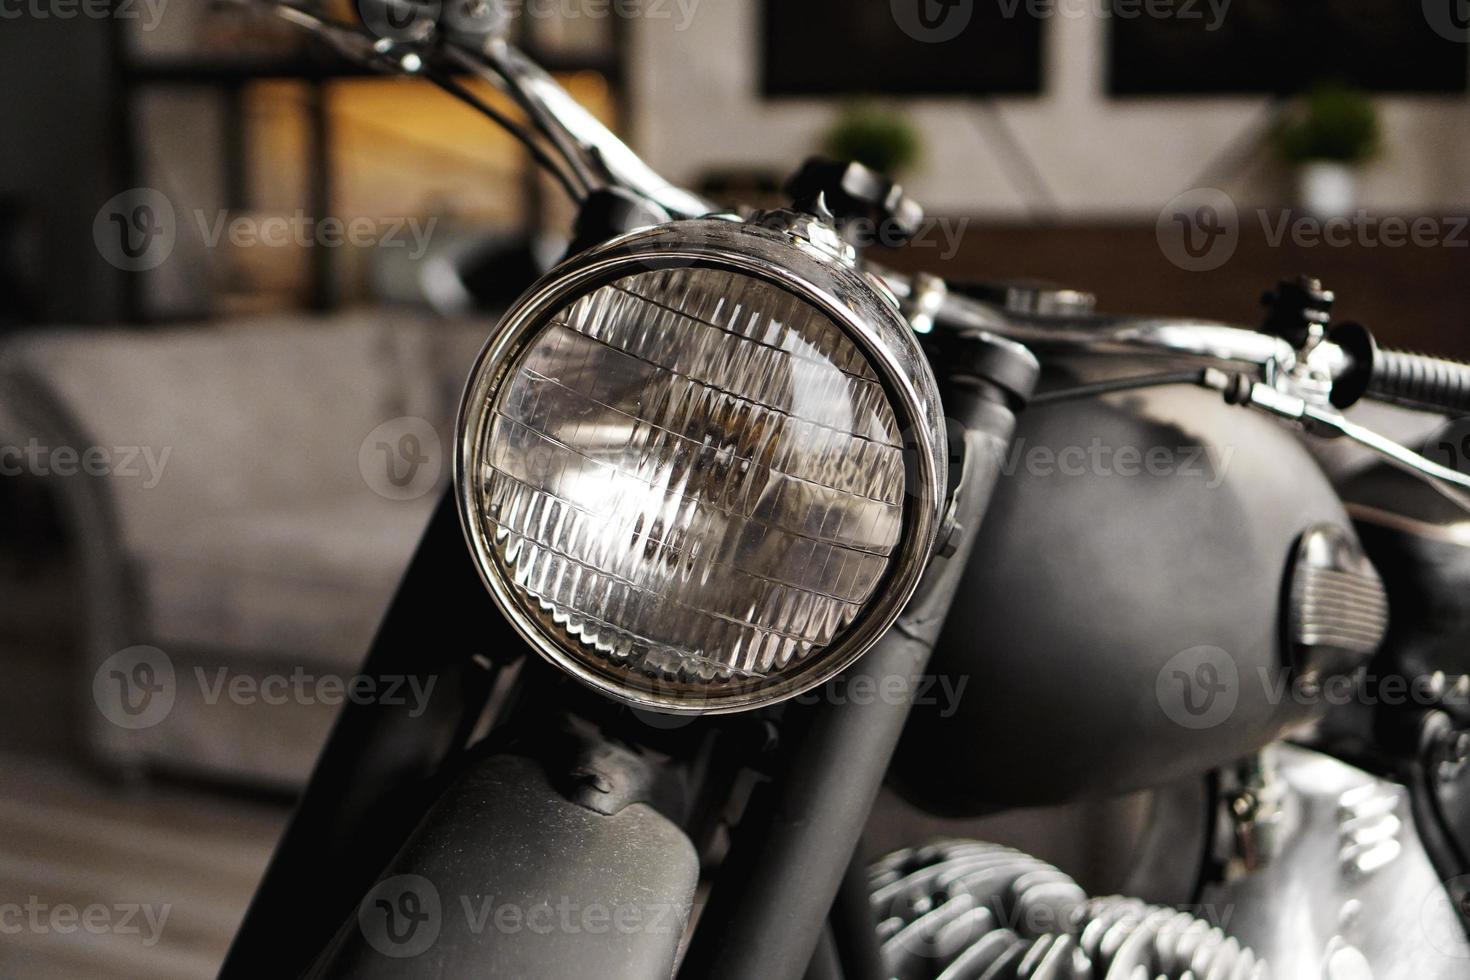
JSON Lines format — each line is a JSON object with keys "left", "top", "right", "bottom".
{"left": 220, "top": 1, "right": 405, "bottom": 69}
{"left": 1202, "top": 369, "right": 1470, "bottom": 514}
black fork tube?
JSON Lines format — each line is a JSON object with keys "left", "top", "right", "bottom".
{"left": 680, "top": 364, "right": 1029, "bottom": 980}
{"left": 220, "top": 491, "right": 512, "bottom": 979}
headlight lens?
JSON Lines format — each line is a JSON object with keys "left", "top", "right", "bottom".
{"left": 459, "top": 222, "right": 945, "bottom": 712}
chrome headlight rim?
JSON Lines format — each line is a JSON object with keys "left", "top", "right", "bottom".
{"left": 455, "top": 220, "right": 946, "bottom": 714}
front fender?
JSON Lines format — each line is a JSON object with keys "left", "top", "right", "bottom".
{"left": 308, "top": 752, "right": 699, "bottom": 979}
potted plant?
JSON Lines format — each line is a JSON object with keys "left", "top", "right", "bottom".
{"left": 1270, "top": 83, "right": 1381, "bottom": 217}
{"left": 822, "top": 103, "right": 922, "bottom": 179}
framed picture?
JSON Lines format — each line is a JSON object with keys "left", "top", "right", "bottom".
{"left": 763, "top": 0, "right": 1044, "bottom": 97}
{"left": 1109, "top": 0, "right": 1469, "bottom": 95}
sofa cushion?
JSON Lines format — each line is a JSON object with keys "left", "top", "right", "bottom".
{"left": 138, "top": 496, "right": 435, "bottom": 670}
{"left": 3, "top": 311, "right": 490, "bottom": 558}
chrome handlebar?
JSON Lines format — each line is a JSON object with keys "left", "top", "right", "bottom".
{"left": 878, "top": 269, "right": 1470, "bottom": 506}
{"left": 249, "top": 0, "right": 1470, "bottom": 510}
{"left": 877, "top": 267, "right": 1301, "bottom": 371}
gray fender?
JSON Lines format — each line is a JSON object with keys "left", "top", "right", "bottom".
{"left": 309, "top": 753, "right": 698, "bottom": 979}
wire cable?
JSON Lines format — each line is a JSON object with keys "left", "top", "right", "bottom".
{"left": 1030, "top": 370, "right": 1206, "bottom": 405}
{"left": 420, "top": 70, "right": 583, "bottom": 203}
{"left": 440, "top": 42, "right": 601, "bottom": 195}
{"left": 253, "top": 1, "right": 587, "bottom": 202}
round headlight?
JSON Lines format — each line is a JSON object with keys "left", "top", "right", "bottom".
{"left": 457, "top": 218, "right": 946, "bottom": 712}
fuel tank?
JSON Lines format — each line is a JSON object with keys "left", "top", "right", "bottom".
{"left": 892, "top": 378, "right": 1382, "bottom": 811}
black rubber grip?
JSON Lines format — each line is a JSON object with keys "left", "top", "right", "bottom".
{"left": 1368, "top": 347, "right": 1470, "bottom": 415}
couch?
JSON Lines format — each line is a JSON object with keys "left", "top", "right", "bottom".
{"left": 0, "top": 311, "right": 490, "bottom": 787}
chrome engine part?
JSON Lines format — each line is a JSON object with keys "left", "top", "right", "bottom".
{"left": 870, "top": 841, "right": 1268, "bottom": 980}
{"left": 1201, "top": 745, "right": 1470, "bottom": 979}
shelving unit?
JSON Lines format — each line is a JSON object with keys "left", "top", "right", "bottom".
{"left": 112, "top": 10, "right": 626, "bottom": 321}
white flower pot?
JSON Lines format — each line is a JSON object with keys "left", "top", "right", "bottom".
{"left": 1298, "top": 162, "right": 1357, "bottom": 217}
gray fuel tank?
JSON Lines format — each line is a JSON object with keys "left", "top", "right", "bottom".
{"left": 892, "top": 381, "right": 1372, "bottom": 811}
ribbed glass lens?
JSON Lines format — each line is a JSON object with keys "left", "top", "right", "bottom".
{"left": 467, "top": 266, "right": 905, "bottom": 696}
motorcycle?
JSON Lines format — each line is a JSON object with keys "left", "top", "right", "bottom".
{"left": 216, "top": 4, "right": 1470, "bottom": 978}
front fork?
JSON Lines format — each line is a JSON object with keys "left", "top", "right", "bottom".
{"left": 679, "top": 352, "right": 1031, "bottom": 979}
{"left": 222, "top": 332, "right": 1032, "bottom": 980}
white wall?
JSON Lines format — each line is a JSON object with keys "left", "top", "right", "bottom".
{"left": 629, "top": 5, "right": 1470, "bottom": 217}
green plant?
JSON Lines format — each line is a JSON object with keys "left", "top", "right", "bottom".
{"left": 1269, "top": 83, "right": 1381, "bottom": 167}
{"left": 822, "top": 103, "right": 922, "bottom": 178}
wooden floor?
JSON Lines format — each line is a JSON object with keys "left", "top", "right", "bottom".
{"left": 0, "top": 752, "right": 288, "bottom": 980}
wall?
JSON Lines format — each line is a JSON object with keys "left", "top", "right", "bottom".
{"left": 0, "top": 17, "right": 124, "bottom": 324}
{"left": 628, "top": 5, "right": 1470, "bottom": 217}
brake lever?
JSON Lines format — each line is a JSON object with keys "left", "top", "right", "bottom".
{"left": 224, "top": 1, "right": 401, "bottom": 68}
{"left": 1202, "top": 369, "right": 1470, "bottom": 514}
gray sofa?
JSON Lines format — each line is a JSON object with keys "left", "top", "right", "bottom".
{"left": 1, "top": 311, "right": 489, "bottom": 787}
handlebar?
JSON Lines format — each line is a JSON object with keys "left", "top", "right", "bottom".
{"left": 1369, "top": 347, "right": 1470, "bottom": 416}
{"left": 881, "top": 265, "right": 1470, "bottom": 422}
{"left": 879, "top": 268, "right": 1300, "bottom": 371}
{"left": 252, "top": 0, "right": 1470, "bottom": 510}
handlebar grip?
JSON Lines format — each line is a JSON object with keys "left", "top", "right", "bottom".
{"left": 1368, "top": 347, "right": 1470, "bottom": 415}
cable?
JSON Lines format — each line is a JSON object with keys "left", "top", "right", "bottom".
{"left": 423, "top": 70, "right": 584, "bottom": 203}
{"left": 1030, "top": 370, "right": 1205, "bottom": 405}
{"left": 440, "top": 43, "right": 602, "bottom": 195}
{"left": 253, "top": 1, "right": 587, "bottom": 202}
